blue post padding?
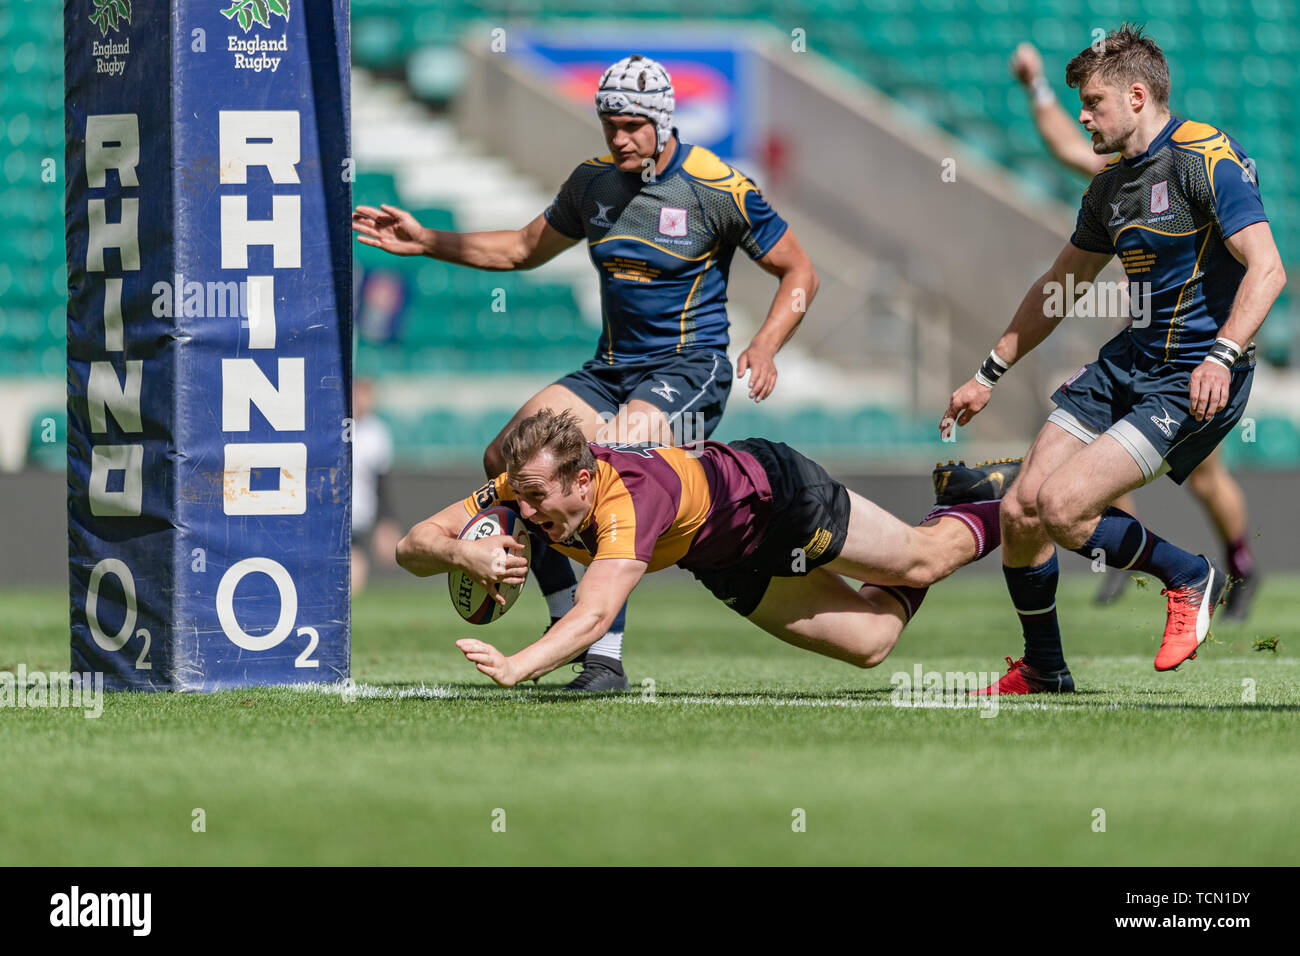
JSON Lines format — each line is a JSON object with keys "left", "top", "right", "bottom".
{"left": 65, "top": 1, "right": 352, "bottom": 691}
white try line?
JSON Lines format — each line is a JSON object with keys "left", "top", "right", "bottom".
{"left": 282, "top": 681, "right": 457, "bottom": 700}
{"left": 283, "top": 681, "right": 1069, "bottom": 711}
{"left": 614, "top": 694, "right": 1067, "bottom": 712}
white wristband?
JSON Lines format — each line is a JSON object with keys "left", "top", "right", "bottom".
{"left": 1031, "top": 75, "right": 1055, "bottom": 108}
{"left": 1215, "top": 336, "right": 1244, "bottom": 355}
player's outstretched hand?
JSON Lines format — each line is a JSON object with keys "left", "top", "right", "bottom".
{"left": 1189, "top": 360, "right": 1231, "bottom": 422}
{"left": 459, "top": 535, "right": 528, "bottom": 606}
{"left": 455, "top": 638, "right": 518, "bottom": 687}
{"left": 351, "top": 203, "right": 428, "bottom": 256}
{"left": 941, "top": 376, "right": 993, "bottom": 438}
{"left": 737, "top": 343, "right": 778, "bottom": 402}
{"left": 1010, "top": 42, "right": 1043, "bottom": 87}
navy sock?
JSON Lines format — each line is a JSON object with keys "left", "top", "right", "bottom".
{"left": 1073, "top": 507, "right": 1206, "bottom": 589}
{"left": 1003, "top": 554, "right": 1066, "bottom": 673}
{"left": 532, "top": 540, "right": 578, "bottom": 597}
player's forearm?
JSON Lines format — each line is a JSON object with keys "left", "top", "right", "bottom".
{"left": 1035, "top": 103, "right": 1104, "bottom": 179}
{"left": 751, "top": 267, "right": 818, "bottom": 354}
{"left": 991, "top": 274, "right": 1066, "bottom": 367}
{"left": 507, "top": 605, "right": 611, "bottom": 683}
{"left": 1216, "top": 260, "right": 1287, "bottom": 351}
{"left": 420, "top": 228, "right": 527, "bottom": 271}
{"left": 395, "top": 522, "right": 466, "bottom": 577}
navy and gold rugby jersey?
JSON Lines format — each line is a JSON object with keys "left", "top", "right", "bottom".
{"left": 544, "top": 131, "right": 788, "bottom": 364}
{"left": 1070, "top": 117, "right": 1269, "bottom": 366}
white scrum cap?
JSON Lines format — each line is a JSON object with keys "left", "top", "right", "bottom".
{"left": 594, "top": 54, "right": 675, "bottom": 154}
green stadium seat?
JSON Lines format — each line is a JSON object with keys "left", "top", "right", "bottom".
{"left": 352, "top": 16, "right": 405, "bottom": 70}
{"left": 407, "top": 46, "right": 466, "bottom": 102}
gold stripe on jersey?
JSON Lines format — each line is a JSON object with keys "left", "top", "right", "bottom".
{"left": 678, "top": 259, "right": 712, "bottom": 352}
{"left": 1165, "top": 223, "right": 1215, "bottom": 361}
{"left": 1113, "top": 222, "right": 1211, "bottom": 242}
{"left": 683, "top": 147, "right": 761, "bottom": 226}
{"left": 1171, "top": 122, "right": 1251, "bottom": 204}
{"left": 589, "top": 234, "right": 715, "bottom": 260}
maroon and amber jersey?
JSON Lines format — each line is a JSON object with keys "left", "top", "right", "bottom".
{"left": 462, "top": 442, "right": 772, "bottom": 573}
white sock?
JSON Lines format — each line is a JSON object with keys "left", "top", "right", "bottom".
{"left": 545, "top": 586, "right": 576, "bottom": 620}
{"left": 588, "top": 630, "right": 624, "bottom": 663}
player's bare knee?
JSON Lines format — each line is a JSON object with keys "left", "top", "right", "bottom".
{"left": 1038, "top": 490, "right": 1089, "bottom": 549}
{"left": 1008, "top": 481, "right": 1041, "bottom": 523}
{"left": 855, "top": 631, "right": 899, "bottom": 669}
{"left": 998, "top": 492, "right": 1036, "bottom": 546}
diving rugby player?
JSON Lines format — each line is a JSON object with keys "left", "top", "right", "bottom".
{"left": 397, "top": 410, "right": 1007, "bottom": 686}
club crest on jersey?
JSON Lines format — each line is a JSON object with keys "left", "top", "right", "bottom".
{"left": 1150, "top": 181, "right": 1169, "bottom": 214}
{"left": 591, "top": 202, "right": 617, "bottom": 228}
{"left": 658, "top": 207, "right": 687, "bottom": 237}
{"left": 1150, "top": 406, "right": 1179, "bottom": 439}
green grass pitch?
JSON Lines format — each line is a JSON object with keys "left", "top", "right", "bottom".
{"left": 2, "top": 569, "right": 1297, "bottom": 865}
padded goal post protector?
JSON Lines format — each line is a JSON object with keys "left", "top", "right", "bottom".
{"left": 65, "top": 1, "right": 352, "bottom": 690}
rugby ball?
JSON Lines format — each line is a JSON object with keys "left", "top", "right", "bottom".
{"left": 448, "top": 506, "right": 533, "bottom": 624}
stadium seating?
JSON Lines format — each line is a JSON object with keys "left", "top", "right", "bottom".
{"left": 349, "top": 0, "right": 1299, "bottom": 361}
{"left": 0, "top": 3, "right": 64, "bottom": 378}
{"left": 6, "top": 0, "right": 1299, "bottom": 467}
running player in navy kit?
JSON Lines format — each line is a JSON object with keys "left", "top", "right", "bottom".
{"left": 353, "top": 56, "right": 818, "bottom": 690}
{"left": 1009, "top": 38, "right": 1262, "bottom": 618}
{"left": 943, "top": 25, "right": 1286, "bottom": 692}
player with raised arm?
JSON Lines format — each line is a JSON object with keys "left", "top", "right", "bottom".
{"left": 396, "top": 409, "right": 1010, "bottom": 686}
{"left": 353, "top": 55, "right": 817, "bottom": 690}
{"left": 1010, "top": 40, "right": 1261, "bottom": 617}
{"left": 945, "top": 25, "right": 1285, "bottom": 693}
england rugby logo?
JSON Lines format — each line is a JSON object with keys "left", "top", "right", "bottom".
{"left": 89, "top": 0, "right": 131, "bottom": 36}
{"left": 222, "top": 0, "right": 291, "bottom": 32}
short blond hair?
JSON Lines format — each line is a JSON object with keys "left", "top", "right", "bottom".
{"left": 501, "top": 408, "right": 596, "bottom": 491}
